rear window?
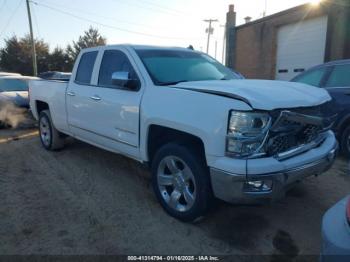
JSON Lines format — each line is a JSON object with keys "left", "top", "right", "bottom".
{"left": 0, "top": 79, "right": 28, "bottom": 92}
{"left": 75, "top": 51, "right": 98, "bottom": 84}
{"left": 325, "top": 64, "right": 350, "bottom": 87}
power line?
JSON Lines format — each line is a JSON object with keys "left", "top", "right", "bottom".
{"left": 38, "top": 0, "right": 170, "bottom": 31}
{"left": 0, "top": 0, "right": 23, "bottom": 39}
{"left": 131, "top": 0, "right": 190, "bottom": 16}
{"left": 110, "top": 0, "right": 186, "bottom": 18}
{"left": 33, "top": 1, "right": 203, "bottom": 40}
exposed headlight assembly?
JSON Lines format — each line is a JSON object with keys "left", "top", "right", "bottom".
{"left": 226, "top": 111, "right": 271, "bottom": 157}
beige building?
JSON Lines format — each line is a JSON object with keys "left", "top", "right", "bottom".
{"left": 225, "top": 0, "right": 350, "bottom": 80}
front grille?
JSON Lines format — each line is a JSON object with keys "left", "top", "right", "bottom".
{"left": 267, "top": 123, "right": 323, "bottom": 156}
{"left": 265, "top": 105, "right": 330, "bottom": 157}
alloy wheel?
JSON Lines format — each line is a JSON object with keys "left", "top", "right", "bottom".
{"left": 40, "top": 116, "right": 51, "bottom": 147}
{"left": 157, "top": 156, "right": 196, "bottom": 212}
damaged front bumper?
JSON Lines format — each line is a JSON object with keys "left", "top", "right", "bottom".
{"left": 209, "top": 130, "right": 338, "bottom": 203}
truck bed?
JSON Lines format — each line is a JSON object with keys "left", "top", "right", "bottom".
{"left": 29, "top": 79, "right": 69, "bottom": 132}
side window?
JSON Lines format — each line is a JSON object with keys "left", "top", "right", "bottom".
{"left": 325, "top": 64, "right": 350, "bottom": 87}
{"left": 294, "top": 68, "right": 326, "bottom": 87}
{"left": 75, "top": 51, "right": 98, "bottom": 84}
{"left": 98, "top": 50, "right": 138, "bottom": 88}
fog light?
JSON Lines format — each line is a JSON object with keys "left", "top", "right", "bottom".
{"left": 247, "top": 181, "right": 263, "bottom": 188}
{"left": 244, "top": 180, "right": 272, "bottom": 192}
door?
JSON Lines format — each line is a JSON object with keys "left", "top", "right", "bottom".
{"left": 68, "top": 47, "right": 143, "bottom": 158}
{"left": 91, "top": 48, "right": 142, "bottom": 149}
{"left": 275, "top": 16, "right": 328, "bottom": 81}
{"left": 66, "top": 50, "right": 103, "bottom": 142}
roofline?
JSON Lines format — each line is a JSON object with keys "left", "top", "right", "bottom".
{"left": 80, "top": 44, "right": 196, "bottom": 52}
{"left": 323, "top": 59, "right": 350, "bottom": 65}
{"left": 302, "top": 59, "right": 350, "bottom": 72}
{"left": 236, "top": 3, "right": 311, "bottom": 29}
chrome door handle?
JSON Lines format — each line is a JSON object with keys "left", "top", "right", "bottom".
{"left": 90, "top": 95, "right": 101, "bottom": 101}
{"left": 67, "top": 91, "right": 75, "bottom": 96}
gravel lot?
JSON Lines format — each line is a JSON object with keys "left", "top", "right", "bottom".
{"left": 0, "top": 127, "right": 349, "bottom": 259}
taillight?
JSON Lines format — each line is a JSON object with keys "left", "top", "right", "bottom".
{"left": 346, "top": 198, "right": 350, "bottom": 225}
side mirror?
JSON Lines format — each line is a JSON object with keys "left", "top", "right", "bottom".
{"left": 111, "top": 71, "right": 140, "bottom": 90}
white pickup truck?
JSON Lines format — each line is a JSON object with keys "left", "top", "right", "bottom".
{"left": 29, "top": 45, "right": 338, "bottom": 222}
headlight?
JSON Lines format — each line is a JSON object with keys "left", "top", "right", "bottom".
{"left": 226, "top": 111, "right": 271, "bottom": 157}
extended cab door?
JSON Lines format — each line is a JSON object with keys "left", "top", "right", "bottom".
{"left": 66, "top": 50, "right": 103, "bottom": 140}
{"left": 67, "top": 47, "right": 144, "bottom": 159}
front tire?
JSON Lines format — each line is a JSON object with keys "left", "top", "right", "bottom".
{"left": 39, "top": 110, "right": 65, "bottom": 151}
{"left": 151, "top": 143, "right": 212, "bottom": 222}
{"left": 340, "top": 125, "right": 350, "bottom": 157}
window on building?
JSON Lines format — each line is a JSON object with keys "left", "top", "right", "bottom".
{"left": 325, "top": 64, "right": 350, "bottom": 87}
{"left": 75, "top": 51, "right": 98, "bottom": 85}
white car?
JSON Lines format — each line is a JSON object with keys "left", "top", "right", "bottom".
{"left": 0, "top": 75, "right": 39, "bottom": 108}
{"left": 29, "top": 45, "right": 338, "bottom": 221}
{"left": 0, "top": 72, "right": 21, "bottom": 77}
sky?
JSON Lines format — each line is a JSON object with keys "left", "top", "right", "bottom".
{"left": 0, "top": 0, "right": 316, "bottom": 62}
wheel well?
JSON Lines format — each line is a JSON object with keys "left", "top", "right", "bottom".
{"left": 36, "top": 101, "right": 49, "bottom": 115}
{"left": 147, "top": 125, "right": 206, "bottom": 165}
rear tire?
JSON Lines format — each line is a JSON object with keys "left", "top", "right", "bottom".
{"left": 340, "top": 125, "right": 350, "bottom": 157}
{"left": 151, "top": 143, "right": 213, "bottom": 222}
{"left": 38, "top": 110, "right": 65, "bottom": 150}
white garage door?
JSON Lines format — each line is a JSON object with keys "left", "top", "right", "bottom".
{"left": 275, "top": 16, "right": 328, "bottom": 81}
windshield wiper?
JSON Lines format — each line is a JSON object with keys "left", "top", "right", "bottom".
{"left": 157, "top": 80, "right": 189, "bottom": 86}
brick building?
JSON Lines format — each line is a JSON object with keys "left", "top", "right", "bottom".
{"left": 225, "top": 0, "right": 350, "bottom": 80}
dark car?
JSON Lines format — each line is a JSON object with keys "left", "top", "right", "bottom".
{"left": 291, "top": 59, "right": 350, "bottom": 156}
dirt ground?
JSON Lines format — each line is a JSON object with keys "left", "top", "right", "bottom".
{"left": 0, "top": 127, "right": 349, "bottom": 259}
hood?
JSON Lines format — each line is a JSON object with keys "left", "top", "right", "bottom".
{"left": 172, "top": 79, "right": 331, "bottom": 110}
{"left": 0, "top": 91, "right": 29, "bottom": 107}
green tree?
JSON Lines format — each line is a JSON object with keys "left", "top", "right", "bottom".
{"left": 67, "top": 27, "right": 106, "bottom": 62}
{"left": 0, "top": 35, "right": 50, "bottom": 75}
{"left": 47, "top": 47, "right": 72, "bottom": 72}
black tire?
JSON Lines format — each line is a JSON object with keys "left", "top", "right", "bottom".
{"left": 38, "top": 110, "right": 65, "bottom": 150}
{"left": 151, "top": 143, "right": 213, "bottom": 222}
{"left": 340, "top": 125, "right": 350, "bottom": 157}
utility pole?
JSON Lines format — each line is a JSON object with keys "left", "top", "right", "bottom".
{"left": 263, "top": 0, "right": 268, "bottom": 17}
{"left": 220, "top": 24, "right": 226, "bottom": 64}
{"left": 214, "top": 40, "right": 217, "bottom": 59}
{"left": 203, "top": 19, "right": 218, "bottom": 54}
{"left": 26, "top": 0, "right": 37, "bottom": 76}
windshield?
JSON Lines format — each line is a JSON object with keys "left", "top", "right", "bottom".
{"left": 135, "top": 49, "right": 241, "bottom": 85}
{"left": 0, "top": 79, "right": 28, "bottom": 92}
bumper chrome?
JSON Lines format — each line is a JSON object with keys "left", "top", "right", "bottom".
{"left": 210, "top": 141, "right": 338, "bottom": 203}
